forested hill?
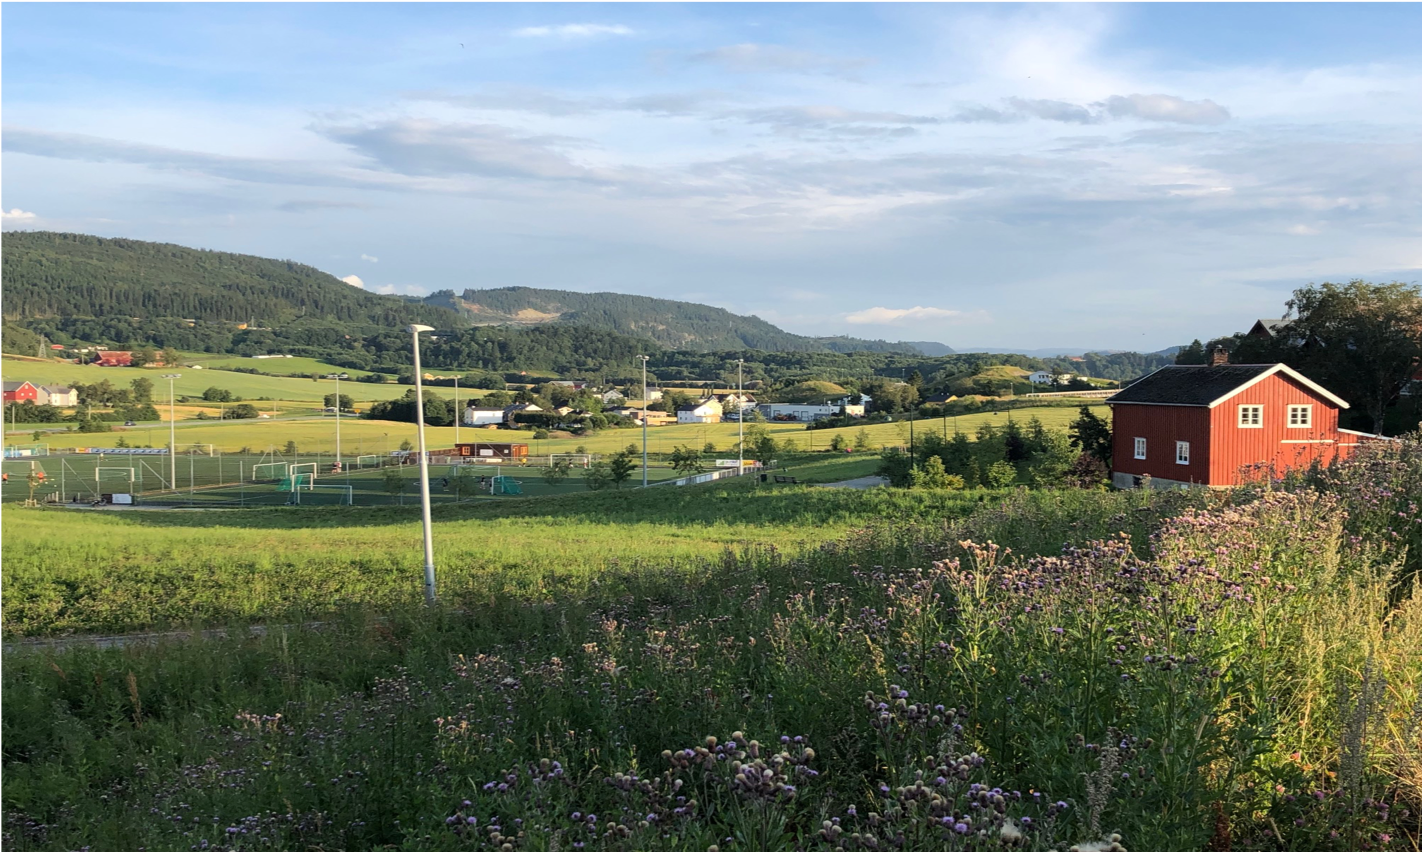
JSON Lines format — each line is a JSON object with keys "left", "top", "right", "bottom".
{"left": 2, "top": 232, "right": 458, "bottom": 328}
{"left": 427, "top": 286, "right": 933, "bottom": 354}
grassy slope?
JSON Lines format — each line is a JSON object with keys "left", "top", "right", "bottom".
{"left": 16, "top": 404, "right": 1105, "bottom": 455}
{"left": 3, "top": 455, "right": 975, "bottom": 636}
{"left": 1, "top": 356, "right": 417, "bottom": 404}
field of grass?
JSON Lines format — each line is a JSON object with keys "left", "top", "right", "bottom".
{"left": 9, "top": 403, "right": 1107, "bottom": 457}
{"left": 183, "top": 354, "right": 381, "bottom": 378}
{"left": 0, "top": 355, "right": 419, "bottom": 404}
{"left": 4, "top": 440, "right": 1421, "bottom": 851}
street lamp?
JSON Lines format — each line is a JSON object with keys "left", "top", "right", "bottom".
{"left": 408, "top": 325, "right": 437, "bottom": 605}
{"left": 453, "top": 374, "right": 460, "bottom": 447}
{"left": 639, "top": 355, "right": 650, "bottom": 487}
{"left": 736, "top": 358, "right": 745, "bottom": 473}
{"left": 324, "top": 373, "right": 348, "bottom": 468}
{"left": 163, "top": 374, "right": 181, "bottom": 489}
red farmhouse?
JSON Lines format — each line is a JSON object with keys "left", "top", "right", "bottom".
{"left": 94, "top": 350, "right": 133, "bottom": 367}
{"left": 1107, "top": 363, "right": 1372, "bottom": 488}
{"left": 2, "top": 381, "right": 40, "bottom": 403}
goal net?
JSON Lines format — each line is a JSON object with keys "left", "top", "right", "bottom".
{"left": 356, "top": 454, "right": 382, "bottom": 468}
{"left": 288, "top": 484, "right": 354, "bottom": 505}
{"left": 289, "top": 462, "right": 318, "bottom": 485}
{"left": 549, "top": 453, "right": 593, "bottom": 468}
{"left": 251, "top": 462, "right": 289, "bottom": 482}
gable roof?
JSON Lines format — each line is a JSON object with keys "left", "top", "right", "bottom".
{"left": 39, "top": 385, "right": 74, "bottom": 393}
{"left": 3, "top": 381, "right": 37, "bottom": 392}
{"left": 1107, "top": 364, "right": 1349, "bottom": 409}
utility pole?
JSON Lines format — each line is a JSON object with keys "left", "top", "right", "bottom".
{"left": 639, "top": 355, "right": 650, "bottom": 487}
{"left": 163, "top": 374, "right": 181, "bottom": 489}
{"left": 736, "top": 358, "right": 745, "bottom": 473}
{"left": 325, "top": 373, "right": 348, "bottom": 468}
{"left": 408, "top": 325, "right": 437, "bottom": 605}
{"left": 453, "top": 374, "right": 460, "bottom": 447}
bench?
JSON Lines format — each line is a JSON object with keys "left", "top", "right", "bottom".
{"left": 773, "top": 475, "right": 799, "bottom": 484}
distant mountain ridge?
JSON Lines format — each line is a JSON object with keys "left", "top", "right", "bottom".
{"left": 427, "top": 286, "right": 951, "bottom": 355}
{"left": 2, "top": 231, "right": 456, "bottom": 329}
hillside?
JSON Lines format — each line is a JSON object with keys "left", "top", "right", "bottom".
{"left": 2, "top": 232, "right": 458, "bottom": 329}
{"left": 427, "top": 286, "right": 928, "bottom": 354}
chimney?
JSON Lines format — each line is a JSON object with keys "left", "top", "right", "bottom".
{"left": 1210, "top": 347, "right": 1229, "bottom": 366}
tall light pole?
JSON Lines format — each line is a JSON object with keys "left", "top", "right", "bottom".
{"left": 325, "top": 373, "right": 348, "bottom": 468}
{"left": 639, "top": 355, "right": 650, "bottom": 487}
{"left": 163, "top": 374, "right": 181, "bottom": 489}
{"left": 453, "top": 374, "right": 460, "bottom": 447}
{"left": 736, "top": 358, "right": 745, "bottom": 472}
{"left": 408, "top": 325, "right": 437, "bottom": 605}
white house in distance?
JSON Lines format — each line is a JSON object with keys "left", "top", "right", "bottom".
{"left": 759, "top": 403, "right": 840, "bottom": 421}
{"left": 677, "top": 399, "right": 723, "bottom": 423}
{"left": 39, "top": 385, "right": 78, "bottom": 406}
{"left": 463, "top": 404, "right": 506, "bottom": 427}
{"left": 601, "top": 388, "right": 626, "bottom": 404}
{"left": 1029, "top": 371, "right": 1074, "bottom": 386}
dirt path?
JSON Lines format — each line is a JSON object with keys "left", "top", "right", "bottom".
{"left": 819, "top": 475, "right": 888, "bottom": 490}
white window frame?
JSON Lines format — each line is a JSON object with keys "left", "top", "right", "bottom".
{"left": 1237, "top": 405, "right": 1263, "bottom": 428}
{"left": 1133, "top": 437, "right": 1147, "bottom": 460}
{"left": 1287, "top": 404, "right": 1313, "bottom": 428}
{"left": 1175, "top": 441, "right": 1190, "bottom": 465}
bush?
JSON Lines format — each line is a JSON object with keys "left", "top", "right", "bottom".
{"left": 533, "top": 428, "right": 551, "bottom": 440}
{"left": 911, "top": 455, "right": 964, "bottom": 490}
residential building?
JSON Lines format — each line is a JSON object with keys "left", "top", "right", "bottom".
{"left": 1247, "top": 319, "right": 1291, "bottom": 339}
{"left": 600, "top": 389, "right": 626, "bottom": 404}
{"left": 2, "top": 381, "right": 40, "bottom": 403}
{"left": 463, "top": 404, "right": 506, "bottom": 427}
{"left": 1028, "top": 371, "right": 1053, "bottom": 384}
{"left": 454, "top": 442, "right": 529, "bottom": 461}
{"left": 759, "top": 403, "right": 839, "bottom": 422}
{"left": 39, "top": 386, "right": 78, "bottom": 407}
{"left": 1106, "top": 363, "right": 1377, "bottom": 489}
{"left": 551, "top": 380, "right": 589, "bottom": 390}
{"left": 677, "top": 399, "right": 723, "bottom": 424}
{"left": 502, "top": 403, "right": 543, "bottom": 425}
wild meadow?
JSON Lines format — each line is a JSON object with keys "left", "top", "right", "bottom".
{"left": 2, "top": 438, "right": 1420, "bottom": 852}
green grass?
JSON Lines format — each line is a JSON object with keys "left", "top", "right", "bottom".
{"left": 11, "top": 404, "right": 1106, "bottom": 456}
{"left": 183, "top": 354, "right": 381, "bottom": 378}
{"left": 1, "top": 355, "right": 419, "bottom": 404}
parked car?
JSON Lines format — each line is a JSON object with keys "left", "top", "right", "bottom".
{"left": 124, "top": 420, "right": 136, "bottom": 426}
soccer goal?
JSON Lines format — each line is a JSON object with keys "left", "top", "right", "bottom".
{"left": 549, "top": 453, "right": 593, "bottom": 468}
{"left": 251, "top": 462, "right": 290, "bottom": 482}
{"left": 3, "top": 443, "right": 50, "bottom": 458}
{"left": 356, "top": 454, "right": 382, "bottom": 468}
{"left": 95, "top": 467, "right": 138, "bottom": 490}
{"left": 289, "top": 462, "right": 318, "bottom": 484}
{"left": 288, "top": 484, "right": 354, "bottom": 505}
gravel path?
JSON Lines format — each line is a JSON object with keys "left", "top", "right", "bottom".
{"left": 819, "top": 475, "right": 889, "bottom": 490}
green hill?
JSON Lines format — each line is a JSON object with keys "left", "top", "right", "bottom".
{"left": 427, "top": 286, "right": 924, "bottom": 354}
{"left": 2, "top": 231, "right": 457, "bottom": 329}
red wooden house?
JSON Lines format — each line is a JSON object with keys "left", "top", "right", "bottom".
{"left": 94, "top": 350, "right": 133, "bottom": 367}
{"left": 1107, "top": 363, "right": 1373, "bottom": 488}
{"left": 2, "top": 381, "right": 40, "bottom": 403}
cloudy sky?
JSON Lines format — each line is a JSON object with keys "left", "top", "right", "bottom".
{"left": 4, "top": 3, "right": 1420, "bottom": 351}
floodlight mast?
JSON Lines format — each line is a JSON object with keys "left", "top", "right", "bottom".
{"left": 324, "top": 373, "right": 348, "bottom": 466}
{"left": 408, "top": 325, "right": 437, "bottom": 605}
{"left": 163, "top": 374, "right": 181, "bottom": 488}
{"left": 736, "top": 359, "right": 745, "bottom": 473}
{"left": 639, "top": 355, "right": 650, "bottom": 487}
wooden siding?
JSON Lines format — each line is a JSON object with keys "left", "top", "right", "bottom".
{"left": 1109, "top": 404, "right": 1213, "bottom": 485}
{"left": 1207, "top": 372, "right": 1348, "bottom": 485}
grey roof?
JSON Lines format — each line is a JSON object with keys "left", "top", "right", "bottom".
{"left": 1249, "top": 318, "right": 1292, "bottom": 337}
{"left": 3, "top": 381, "right": 35, "bottom": 391}
{"left": 39, "top": 385, "right": 73, "bottom": 393}
{"left": 1107, "top": 364, "right": 1278, "bottom": 407}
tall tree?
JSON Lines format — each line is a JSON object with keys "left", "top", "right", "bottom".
{"left": 1283, "top": 281, "right": 1422, "bottom": 432}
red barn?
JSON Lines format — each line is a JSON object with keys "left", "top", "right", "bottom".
{"left": 2, "top": 381, "right": 40, "bottom": 403}
{"left": 94, "top": 350, "right": 133, "bottom": 367}
{"left": 1107, "top": 363, "right": 1372, "bottom": 488}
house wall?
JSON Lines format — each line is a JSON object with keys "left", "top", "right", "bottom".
{"left": 3, "top": 384, "right": 39, "bottom": 403}
{"left": 1206, "top": 373, "right": 1347, "bottom": 485}
{"left": 1109, "top": 404, "right": 1213, "bottom": 485}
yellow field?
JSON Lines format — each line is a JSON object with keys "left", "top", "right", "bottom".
{"left": 24, "top": 404, "right": 1105, "bottom": 455}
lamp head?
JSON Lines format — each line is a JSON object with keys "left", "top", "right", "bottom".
{"left": 162, "top": 374, "right": 181, "bottom": 379}
{"left": 407, "top": 324, "right": 434, "bottom": 334}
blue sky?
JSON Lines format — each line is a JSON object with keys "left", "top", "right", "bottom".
{"left": 4, "top": 3, "right": 1420, "bottom": 351}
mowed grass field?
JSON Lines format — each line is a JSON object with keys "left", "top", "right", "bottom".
{"left": 16, "top": 402, "right": 1106, "bottom": 455}
{"left": 1, "top": 355, "right": 418, "bottom": 404}
{"left": 3, "top": 453, "right": 970, "bottom": 637}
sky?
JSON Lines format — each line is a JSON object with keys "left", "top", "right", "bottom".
{"left": 4, "top": 3, "right": 1420, "bottom": 351}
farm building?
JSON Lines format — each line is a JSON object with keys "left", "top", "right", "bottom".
{"left": 39, "top": 386, "right": 77, "bottom": 406}
{"left": 676, "top": 399, "right": 722, "bottom": 424}
{"left": 463, "top": 404, "right": 506, "bottom": 427}
{"left": 2, "top": 381, "right": 39, "bottom": 403}
{"left": 758, "top": 402, "right": 843, "bottom": 421}
{"left": 1106, "top": 363, "right": 1378, "bottom": 489}
{"left": 94, "top": 350, "right": 133, "bottom": 367}
{"left": 454, "top": 442, "right": 529, "bottom": 461}
{"left": 600, "top": 389, "right": 625, "bottom": 404}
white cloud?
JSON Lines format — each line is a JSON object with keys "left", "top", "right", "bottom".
{"left": 360, "top": 253, "right": 379, "bottom": 263}
{"left": 688, "top": 43, "right": 871, "bottom": 76}
{"left": 340, "top": 274, "right": 365, "bottom": 288}
{"left": 513, "top": 24, "right": 633, "bottom": 39}
{"left": 1287, "top": 224, "right": 1322, "bottom": 236}
{"left": 1101, "top": 94, "right": 1231, "bottom": 125}
{"left": 2, "top": 208, "right": 37, "bottom": 221}
{"left": 844, "top": 306, "right": 967, "bottom": 325}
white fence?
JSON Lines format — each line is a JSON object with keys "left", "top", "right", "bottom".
{"left": 1017, "top": 389, "right": 1117, "bottom": 399}
{"left": 647, "top": 466, "right": 750, "bottom": 488}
